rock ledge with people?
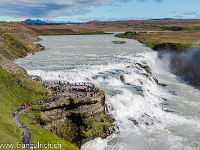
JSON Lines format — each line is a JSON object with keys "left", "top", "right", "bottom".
{"left": 22, "top": 80, "right": 115, "bottom": 148}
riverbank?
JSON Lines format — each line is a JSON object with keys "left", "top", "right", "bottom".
{"left": 115, "top": 31, "right": 200, "bottom": 52}
{"left": 0, "top": 23, "right": 49, "bottom": 149}
{"left": 27, "top": 24, "right": 115, "bottom": 35}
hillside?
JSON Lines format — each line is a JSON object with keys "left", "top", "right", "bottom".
{"left": 0, "top": 23, "right": 79, "bottom": 150}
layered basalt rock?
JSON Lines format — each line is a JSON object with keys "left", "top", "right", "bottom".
{"left": 32, "top": 84, "right": 115, "bottom": 148}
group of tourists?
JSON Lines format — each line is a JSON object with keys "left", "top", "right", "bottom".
{"left": 42, "top": 80, "right": 101, "bottom": 99}
{"left": 13, "top": 103, "right": 32, "bottom": 117}
{"left": 40, "top": 96, "right": 59, "bottom": 105}
{"left": 22, "top": 132, "right": 29, "bottom": 142}
{"left": 56, "top": 81, "right": 100, "bottom": 98}
{"left": 13, "top": 102, "right": 32, "bottom": 145}
{"left": 30, "top": 75, "right": 102, "bottom": 103}
{"left": 82, "top": 84, "right": 100, "bottom": 97}
{"left": 29, "top": 75, "right": 42, "bottom": 81}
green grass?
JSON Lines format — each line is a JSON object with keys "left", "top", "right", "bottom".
{"left": 0, "top": 67, "right": 78, "bottom": 149}
{"left": 146, "top": 43, "right": 155, "bottom": 48}
{"left": 2, "top": 33, "right": 30, "bottom": 52}
{"left": 115, "top": 31, "right": 199, "bottom": 52}
{"left": 152, "top": 41, "right": 193, "bottom": 52}
{"left": 0, "top": 33, "right": 30, "bottom": 60}
{"left": 0, "top": 41, "right": 18, "bottom": 60}
{"left": 0, "top": 67, "right": 47, "bottom": 149}
{"left": 19, "top": 110, "right": 79, "bottom": 150}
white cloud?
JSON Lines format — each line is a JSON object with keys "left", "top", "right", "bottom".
{"left": 183, "top": 11, "right": 197, "bottom": 16}
{"left": 0, "top": 0, "right": 116, "bottom": 18}
{"left": 78, "top": 16, "right": 152, "bottom": 21}
{"left": 137, "top": 0, "right": 163, "bottom": 2}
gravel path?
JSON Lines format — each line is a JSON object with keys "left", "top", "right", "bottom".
{"left": 13, "top": 108, "right": 31, "bottom": 150}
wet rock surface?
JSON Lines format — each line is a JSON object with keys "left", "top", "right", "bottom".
{"left": 112, "top": 41, "right": 126, "bottom": 44}
{"left": 36, "top": 43, "right": 46, "bottom": 51}
{"left": 136, "top": 63, "right": 167, "bottom": 87}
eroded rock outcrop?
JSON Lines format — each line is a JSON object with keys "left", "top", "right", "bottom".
{"left": 32, "top": 83, "right": 115, "bottom": 148}
{"left": 136, "top": 63, "right": 167, "bottom": 87}
{"left": 112, "top": 41, "right": 126, "bottom": 44}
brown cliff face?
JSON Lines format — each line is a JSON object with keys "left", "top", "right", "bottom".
{"left": 32, "top": 85, "right": 115, "bottom": 148}
{"left": 0, "top": 24, "right": 43, "bottom": 61}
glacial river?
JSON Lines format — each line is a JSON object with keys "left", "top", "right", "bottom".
{"left": 14, "top": 34, "right": 200, "bottom": 150}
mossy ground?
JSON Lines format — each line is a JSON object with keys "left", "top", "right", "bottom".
{"left": 83, "top": 122, "right": 113, "bottom": 137}
{"left": 2, "top": 33, "right": 30, "bottom": 52}
{"left": 151, "top": 41, "right": 193, "bottom": 52}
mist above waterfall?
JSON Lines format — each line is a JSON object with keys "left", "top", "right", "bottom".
{"left": 158, "top": 47, "right": 200, "bottom": 86}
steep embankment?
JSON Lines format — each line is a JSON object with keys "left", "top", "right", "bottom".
{"left": 0, "top": 61, "right": 46, "bottom": 149}
{"left": 0, "top": 23, "right": 78, "bottom": 150}
{"left": 0, "top": 24, "right": 41, "bottom": 60}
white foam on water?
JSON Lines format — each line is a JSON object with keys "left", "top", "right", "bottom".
{"left": 14, "top": 35, "right": 200, "bottom": 150}
{"left": 81, "top": 137, "right": 108, "bottom": 150}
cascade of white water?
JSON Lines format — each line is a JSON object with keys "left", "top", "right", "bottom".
{"left": 14, "top": 34, "right": 200, "bottom": 150}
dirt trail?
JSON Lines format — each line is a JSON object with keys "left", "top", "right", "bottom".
{"left": 13, "top": 108, "right": 31, "bottom": 150}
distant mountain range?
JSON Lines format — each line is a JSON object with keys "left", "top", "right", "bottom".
{"left": 22, "top": 19, "right": 83, "bottom": 24}
{"left": 0, "top": 19, "right": 83, "bottom": 24}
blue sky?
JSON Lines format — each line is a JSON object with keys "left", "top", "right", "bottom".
{"left": 0, "top": 0, "right": 199, "bottom": 22}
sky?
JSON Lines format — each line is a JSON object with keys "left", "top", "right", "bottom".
{"left": 0, "top": 0, "right": 200, "bottom": 22}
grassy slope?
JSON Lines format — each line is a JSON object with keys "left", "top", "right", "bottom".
{"left": 0, "top": 67, "right": 79, "bottom": 149}
{"left": 0, "top": 24, "right": 79, "bottom": 149}
{"left": 0, "top": 67, "right": 46, "bottom": 148}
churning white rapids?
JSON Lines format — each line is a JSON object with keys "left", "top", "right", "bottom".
{"left": 14, "top": 34, "right": 200, "bottom": 150}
